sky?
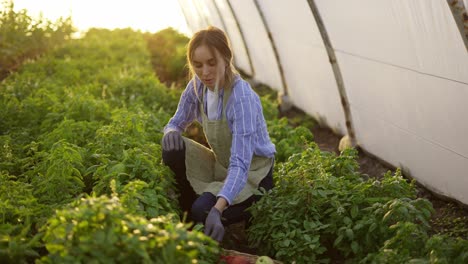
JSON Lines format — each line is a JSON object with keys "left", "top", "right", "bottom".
{"left": 8, "top": 0, "right": 190, "bottom": 36}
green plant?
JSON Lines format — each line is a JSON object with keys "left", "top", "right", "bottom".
{"left": 0, "top": 27, "right": 190, "bottom": 263}
{"left": 39, "top": 195, "right": 219, "bottom": 264}
{"left": 0, "top": 172, "right": 44, "bottom": 226}
{"left": 31, "top": 140, "right": 85, "bottom": 205}
{"left": 260, "top": 94, "right": 279, "bottom": 121}
{"left": 424, "top": 234, "right": 468, "bottom": 263}
{"left": 0, "top": 0, "right": 74, "bottom": 79}
{"left": 89, "top": 139, "right": 175, "bottom": 196}
{"left": 0, "top": 224, "right": 42, "bottom": 264}
{"left": 0, "top": 172, "right": 45, "bottom": 263}
{"left": 247, "top": 145, "right": 437, "bottom": 263}
{"left": 145, "top": 27, "right": 189, "bottom": 87}
{"left": 118, "top": 180, "right": 180, "bottom": 218}
{"left": 361, "top": 231, "right": 468, "bottom": 263}
{"left": 267, "top": 117, "right": 314, "bottom": 162}
{"left": 2, "top": 23, "right": 466, "bottom": 264}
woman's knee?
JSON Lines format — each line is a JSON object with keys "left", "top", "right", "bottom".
{"left": 191, "top": 193, "right": 216, "bottom": 223}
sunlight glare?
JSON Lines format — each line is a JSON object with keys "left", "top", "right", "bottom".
{"left": 9, "top": 0, "right": 190, "bottom": 35}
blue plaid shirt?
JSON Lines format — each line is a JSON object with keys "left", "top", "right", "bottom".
{"left": 164, "top": 75, "right": 276, "bottom": 205}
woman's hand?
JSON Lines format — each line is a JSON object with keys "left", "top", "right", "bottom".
{"left": 204, "top": 207, "right": 224, "bottom": 242}
{"left": 162, "top": 131, "right": 184, "bottom": 151}
{"left": 204, "top": 197, "right": 228, "bottom": 242}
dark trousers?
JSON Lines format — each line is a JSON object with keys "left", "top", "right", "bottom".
{"left": 162, "top": 148, "right": 274, "bottom": 226}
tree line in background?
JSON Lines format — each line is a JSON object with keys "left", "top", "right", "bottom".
{"left": 0, "top": 0, "right": 74, "bottom": 80}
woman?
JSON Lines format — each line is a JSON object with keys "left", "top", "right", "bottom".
{"left": 161, "top": 26, "right": 275, "bottom": 242}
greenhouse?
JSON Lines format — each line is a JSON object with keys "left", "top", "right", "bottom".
{"left": 1, "top": 0, "right": 467, "bottom": 263}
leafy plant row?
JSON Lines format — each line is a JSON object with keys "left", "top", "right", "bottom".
{"left": 145, "top": 26, "right": 468, "bottom": 264}
{"left": 0, "top": 0, "right": 74, "bottom": 80}
{"left": 134, "top": 27, "right": 468, "bottom": 263}
{"left": 0, "top": 28, "right": 219, "bottom": 263}
{"left": 2, "top": 23, "right": 467, "bottom": 264}
{"left": 246, "top": 145, "right": 468, "bottom": 263}
{"left": 147, "top": 27, "right": 468, "bottom": 263}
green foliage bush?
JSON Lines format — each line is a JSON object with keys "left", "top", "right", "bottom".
{"left": 1, "top": 18, "right": 467, "bottom": 264}
{"left": 0, "top": 28, "right": 208, "bottom": 262}
{"left": 120, "top": 180, "right": 179, "bottom": 218}
{"left": 0, "top": 172, "right": 44, "bottom": 227}
{"left": 145, "top": 27, "right": 189, "bottom": 87}
{"left": 260, "top": 95, "right": 279, "bottom": 121}
{"left": 38, "top": 119, "right": 100, "bottom": 150}
{"left": 39, "top": 196, "right": 219, "bottom": 264}
{"left": 89, "top": 143, "right": 176, "bottom": 209}
{"left": 267, "top": 117, "right": 314, "bottom": 162}
{"left": 0, "top": 172, "right": 45, "bottom": 263}
{"left": 0, "top": 0, "right": 74, "bottom": 79}
{"left": 89, "top": 109, "right": 159, "bottom": 159}
{"left": 30, "top": 140, "right": 86, "bottom": 205}
{"left": 247, "top": 144, "right": 468, "bottom": 263}
{"left": 0, "top": 223, "right": 42, "bottom": 264}
{"left": 362, "top": 232, "right": 468, "bottom": 263}
{"left": 0, "top": 135, "right": 15, "bottom": 172}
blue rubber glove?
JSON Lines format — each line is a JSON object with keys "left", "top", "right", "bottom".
{"left": 204, "top": 207, "right": 225, "bottom": 242}
{"left": 162, "top": 131, "right": 184, "bottom": 151}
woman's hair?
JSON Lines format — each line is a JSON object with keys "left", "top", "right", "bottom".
{"left": 186, "top": 26, "right": 238, "bottom": 95}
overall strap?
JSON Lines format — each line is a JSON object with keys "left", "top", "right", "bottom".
{"left": 201, "top": 86, "right": 232, "bottom": 121}
{"left": 221, "top": 87, "right": 232, "bottom": 121}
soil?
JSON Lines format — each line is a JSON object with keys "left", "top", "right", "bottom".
{"left": 222, "top": 105, "right": 468, "bottom": 259}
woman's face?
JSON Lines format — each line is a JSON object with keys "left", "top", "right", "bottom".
{"left": 192, "top": 45, "right": 226, "bottom": 90}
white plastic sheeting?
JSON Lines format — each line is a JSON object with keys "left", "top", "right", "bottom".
{"left": 179, "top": 0, "right": 468, "bottom": 205}
{"left": 193, "top": 0, "right": 212, "bottom": 29}
{"left": 199, "top": 0, "right": 226, "bottom": 32}
{"left": 177, "top": 0, "right": 253, "bottom": 75}
{"left": 316, "top": 0, "right": 468, "bottom": 204}
{"left": 256, "top": 0, "right": 346, "bottom": 133}
{"left": 177, "top": 0, "right": 204, "bottom": 34}
{"left": 228, "top": 0, "right": 283, "bottom": 91}
{"left": 213, "top": 0, "right": 253, "bottom": 75}
{"left": 339, "top": 54, "right": 468, "bottom": 203}
{"left": 316, "top": 0, "right": 468, "bottom": 83}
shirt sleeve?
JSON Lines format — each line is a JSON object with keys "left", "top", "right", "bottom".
{"left": 217, "top": 91, "right": 258, "bottom": 205}
{"left": 164, "top": 81, "right": 199, "bottom": 134}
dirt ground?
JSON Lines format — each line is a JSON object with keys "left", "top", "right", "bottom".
{"left": 223, "top": 105, "right": 468, "bottom": 257}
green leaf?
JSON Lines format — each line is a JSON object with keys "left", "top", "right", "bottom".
{"left": 353, "top": 223, "right": 364, "bottom": 230}
{"left": 351, "top": 205, "right": 359, "bottom": 219}
{"left": 351, "top": 241, "right": 359, "bottom": 254}
{"left": 334, "top": 234, "right": 343, "bottom": 246}
{"left": 345, "top": 228, "right": 354, "bottom": 240}
{"left": 343, "top": 217, "right": 352, "bottom": 225}
{"left": 383, "top": 210, "right": 393, "bottom": 222}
